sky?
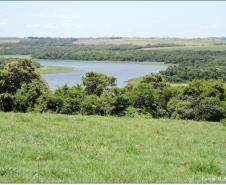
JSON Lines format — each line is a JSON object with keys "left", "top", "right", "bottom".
{"left": 0, "top": 1, "right": 226, "bottom": 38}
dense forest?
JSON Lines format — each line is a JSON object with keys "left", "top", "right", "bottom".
{"left": 1, "top": 59, "right": 226, "bottom": 122}
{"left": 1, "top": 38, "right": 226, "bottom": 83}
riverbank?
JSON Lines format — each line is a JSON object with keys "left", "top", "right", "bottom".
{"left": 39, "top": 66, "right": 76, "bottom": 74}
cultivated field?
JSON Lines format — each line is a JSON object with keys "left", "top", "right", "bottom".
{"left": 73, "top": 37, "right": 226, "bottom": 46}
{"left": 0, "top": 112, "right": 225, "bottom": 183}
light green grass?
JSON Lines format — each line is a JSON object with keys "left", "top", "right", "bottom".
{"left": 139, "top": 45, "right": 226, "bottom": 51}
{"left": 74, "top": 38, "right": 226, "bottom": 47}
{"left": 0, "top": 39, "right": 20, "bottom": 44}
{"left": 127, "top": 77, "right": 143, "bottom": 86}
{"left": 0, "top": 55, "right": 31, "bottom": 59}
{"left": 127, "top": 77, "right": 189, "bottom": 87}
{"left": 39, "top": 66, "right": 75, "bottom": 74}
{"left": 0, "top": 112, "right": 226, "bottom": 183}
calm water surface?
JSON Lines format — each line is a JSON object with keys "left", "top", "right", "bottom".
{"left": 38, "top": 60, "right": 168, "bottom": 90}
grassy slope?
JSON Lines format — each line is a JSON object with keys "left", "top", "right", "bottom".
{"left": 39, "top": 66, "right": 75, "bottom": 74}
{"left": 0, "top": 112, "right": 226, "bottom": 183}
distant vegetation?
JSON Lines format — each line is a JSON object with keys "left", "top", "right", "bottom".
{"left": 1, "top": 59, "right": 226, "bottom": 122}
{"left": 1, "top": 37, "right": 226, "bottom": 82}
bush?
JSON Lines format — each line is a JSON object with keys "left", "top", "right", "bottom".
{"left": 3, "top": 59, "right": 44, "bottom": 94}
{"left": 82, "top": 72, "right": 116, "bottom": 96}
{"left": 125, "top": 83, "right": 158, "bottom": 116}
{"left": 167, "top": 98, "right": 195, "bottom": 120}
{"left": 38, "top": 93, "right": 63, "bottom": 113}
{"left": 194, "top": 97, "right": 226, "bottom": 121}
{"left": 15, "top": 79, "right": 48, "bottom": 112}
{"left": 0, "top": 93, "right": 15, "bottom": 112}
{"left": 55, "top": 85, "right": 86, "bottom": 114}
{"left": 123, "top": 106, "right": 152, "bottom": 119}
{"left": 80, "top": 95, "right": 100, "bottom": 115}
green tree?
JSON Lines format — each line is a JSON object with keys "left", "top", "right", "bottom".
{"left": 2, "top": 59, "right": 45, "bottom": 94}
{"left": 125, "top": 83, "right": 158, "bottom": 116}
{"left": 82, "top": 72, "right": 116, "bottom": 96}
{"left": 80, "top": 95, "right": 100, "bottom": 115}
{"left": 55, "top": 85, "right": 86, "bottom": 114}
{"left": 15, "top": 79, "right": 48, "bottom": 112}
{"left": 141, "top": 73, "right": 169, "bottom": 89}
{"left": 194, "top": 97, "right": 226, "bottom": 121}
{"left": 167, "top": 98, "right": 195, "bottom": 120}
{"left": 0, "top": 93, "right": 15, "bottom": 112}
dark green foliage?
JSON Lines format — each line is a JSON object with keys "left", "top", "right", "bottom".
{"left": 167, "top": 98, "right": 195, "bottom": 120}
{"left": 168, "top": 80, "right": 226, "bottom": 121}
{"left": 0, "top": 59, "right": 49, "bottom": 112}
{"left": 54, "top": 85, "right": 86, "bottom": 114}
{"left": 194, "top": 97, "right": 226, "bottom": 121}
{"left": 161, "top": 57, "right": 226, "bottom": 83}
{"left": 110, "top": 87, "right": 129, "bottom": 116}
{"left": 15, "top": 79, "right": 48, "bottom": 112}
{"left": 82, "top": 72, "right": 116, "bottom": 96}
{"left": 1, "top": 59, "right": 226, "bottom": 122}
{"left": 123, "top": 106, "right": 152, "bottom": 118}
{"left": 0, "top": 93, "right": 15, "bottom": 112}
{"left": 141, "top": 73, "right": 169, "bottom": 89}
{"left": 80, "top": 95, "right": 100, "bottom": 115}
{"left": 1, "top": 59, "right": 44, "bottom": 94}
{"left": 125, "top": 83, "right": 158, "bottom": 116}
{"left": 38, "top": 93, "right": 63, "bottom": 113}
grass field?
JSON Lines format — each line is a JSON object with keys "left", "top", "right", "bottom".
{"left": 0, "top": 39, "right": 21, "bottom": 44}
{"left": 0, "top": 112, "right": 226, "bottom": 183}
{"left": 39, "top": 66, "right": 75, "bottom": 74}
{"left": 0, "top": 55, "right": 31, "bottom": 59}
{"left": 74, "top": 38, "right": 226, "bottom": 47}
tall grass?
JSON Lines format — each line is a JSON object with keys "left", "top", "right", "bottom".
{"left": 0, "top": 112, "right": 225, "bottom": 183}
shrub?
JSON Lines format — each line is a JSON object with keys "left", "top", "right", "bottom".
{"left": 125, "top": 83, "right": 158, "bottom": 116}
{"left": 80, "top": 95, "right": 100, "bottom": 115}
{"left": 194, "top": 97, "right": 226, "bottom": 121}
{"left": 123, "top": 106, "right": 152, "bottom": 119}
{"left": 38, "top": 93, "right": 63, "bottom": 113}
{"left": 167, "top": 98, "right": 195, "bottom": 120}
{"left": 0, "top": 93, "right": 15, "bottom": 112}
{"left": 82, "top": 72, "right": 116, "bottom": 96}
{"left": 3, "top": 59, "right": 44, "bottom": 94}
{"left": 15, "top": 79, "right": 48, "bottom": 112}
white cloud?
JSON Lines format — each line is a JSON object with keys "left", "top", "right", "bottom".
{"left": 38, "top": 14, "right": 80, "bottom": 20}
{"left": 43, "top": 24, "right": 57, "bottom": 29}
{"left": 62, "top": 22, "right": 70, "bottom": 27}
{"left": 25, "top": 23, "right": 57, "bottom": 29}
{"left": 0, "top": 22, "right": 7, "bottom": 25}
{"left": 26, "top": 24, "right": 41, "bottom": 28}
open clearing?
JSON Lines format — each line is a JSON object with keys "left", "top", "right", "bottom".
{"left": 39, "top": 66, "right": 75, "bottom": 74}
{"left": 0, "top": 112, "right": 225, "bottom": 183}
{"left": 73, "top": 38, "right": 226, "bottom": 46}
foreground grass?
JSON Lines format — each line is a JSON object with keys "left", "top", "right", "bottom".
{"left": 39, "top": 66, "right": 75, "bottom": 74}
{"left": 0, "top": 112, "right": 226, "bottom": 183}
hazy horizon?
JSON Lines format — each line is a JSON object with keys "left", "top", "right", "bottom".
{"left": 0, "top": 1, "right": 226, "bottom": 38}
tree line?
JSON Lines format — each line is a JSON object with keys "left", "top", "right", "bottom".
{"left": 1, "top": 38, "right": 226, "bottom": 83}
{"left": 0, "top": 59, "right": 226, "bottom": 122}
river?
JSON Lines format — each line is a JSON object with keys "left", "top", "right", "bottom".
{"left": 38, "top": 60, "right": 168, "bottom": 90}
